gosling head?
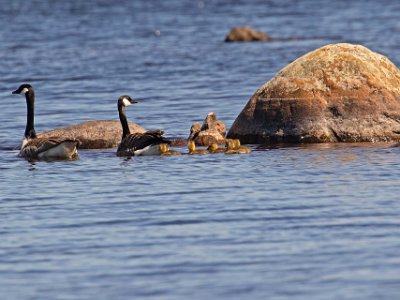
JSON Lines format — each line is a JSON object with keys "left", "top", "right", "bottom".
{"left": 12, "top": 83, "right": 32, "bottom": 96}
{"left": 234, "top": 139, "right": 241, "bottom": 149}
{"left": 118, "top": 95, "right": 138, "bottom": 108}
{"left": 208, "top": 143, "right": 219, "bottom": 151}
{"left": 225, "top": 139, "right": 235, "bottom": 150}
{"left": 159, "top": 143, "right": 169, "bottom": 153}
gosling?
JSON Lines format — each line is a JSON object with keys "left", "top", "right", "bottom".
{"left": 207, "top": 143, "right": 225, "bottom": 154}
{"left": 159, "top": 143, "right": 182, "bottom": 156}
{"left": 187, "top": 140, "right": 208, "bottom": 155}
{"left": 234, "top": 139, "right": 252, "bottom": 154}
{"left": 224, "top": 139, "right": 237, "bottom": 154}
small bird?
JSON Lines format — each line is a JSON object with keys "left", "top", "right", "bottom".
{"left": 234, "top": 139, "right": 252, "bottom": 154}
{"left": 187, "top": 140, "right": 208, "bottom": 155}
{"left": 116, "top": 95, "right": 170, "bottom": 156}
{"left": 224, "top": 139, "right": 252, "bottom": 154}
{"left": 207, "top": 143, "right": 225, "bottom": 154}
{"left": 224, "top": 139, "right": 238, "bottom": 154}
{"left": 12, "top": 84, "right": 79, "bottom": 160}
{"left": 159, "top": 143, "right": 182, "bottom": 155}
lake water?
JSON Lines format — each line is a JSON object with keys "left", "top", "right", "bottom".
{"left": 1, "top": 0, "right": 400, "bottom": 299}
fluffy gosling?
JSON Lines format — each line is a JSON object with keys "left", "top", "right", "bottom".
{"left": 207, "top": 143, "right": 225, "bottom": 154}
{"left": 159, "top": 143, "right": 182, "bottom": 155}
{"left": 187, "top": 140, "right": 208, "bottom": 155}
{"left": 234, "top": 139, "right": 251, "bottom": 154}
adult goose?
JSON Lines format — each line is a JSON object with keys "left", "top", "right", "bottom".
{"left": 12, "top": 84, "right": 79, "bottom": 160}
{"left": 116, "top": 95, "right": 170, "bottom": 156}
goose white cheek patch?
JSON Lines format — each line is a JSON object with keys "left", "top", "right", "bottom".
{"left": 122, "top": 98, "right": 131, "bottom": 106}
{"left": 21, "top": 87, "right": 29, "bottom": 94}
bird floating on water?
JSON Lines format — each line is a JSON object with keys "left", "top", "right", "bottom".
{"left": 159, "top": 143, "right": 182, "bottom": 156}
{"left": 187, "top": 140, "right": 208, "bottom": 155}
{"left": 12, "top": 84, "right": 79, "bottom": 160}
{"left": 116, "top": 95, "right": 170, "bottom": 156}
{"left": 207, "top": 143, "right": 225, "bottom": 154}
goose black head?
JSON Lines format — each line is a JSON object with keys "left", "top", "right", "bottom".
{"left": 118, "top": 95, "right": 138, "bottom": 107}
{"left": 12, "top": 83, "right": 33, "bottom": 95}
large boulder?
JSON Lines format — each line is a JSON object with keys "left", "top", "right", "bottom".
{"left": 38, "top": 120, "right": 145, "bottom": 149}
{"left": 228, "top": 43, "right": 400, "bottom": 144}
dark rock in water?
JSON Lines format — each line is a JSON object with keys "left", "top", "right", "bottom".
{"left": 228, "top": 43, "right": 400, "bottom": 144}
{"left": 189, "top": 112, "right": 226, "bottom": 146}
{"left": 225, "top": 26, "right": 272, "bottom": 42}
{"left": 38, "top": 120, "right": 145, "bottom": 149}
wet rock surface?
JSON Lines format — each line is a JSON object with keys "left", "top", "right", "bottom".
{"left": 189, "top": 113, "right": 226, "bottom": 146}
{"left": 38, "top": 120, "right": 145, "bottom": 149}
{"left": 225, "top": 26, "right": 272, "bottom": 42}
{"left": 228, "top": 43, "right": 400, "bottom": 144}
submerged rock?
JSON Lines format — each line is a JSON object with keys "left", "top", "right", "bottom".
{"left": 225, "top": 26, "right": 272, "bottom": 42}
{"left": 228, "top": 43, "right": 400, "bottom": 144}
{"left": 189, "top": 112, "right": 226, "bottom": 146}
{"left": 38, "top": 120, "right": 145, "bottom": 149}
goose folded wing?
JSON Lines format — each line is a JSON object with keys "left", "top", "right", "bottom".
{"left": 120, "top": 131, "right": 170, "bottom": 151}
{"left": 24, "top": 137, "right": 76, "bottom": 156}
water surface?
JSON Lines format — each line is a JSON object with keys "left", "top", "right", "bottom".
{"left": 1, "top": 1, "right": 400, "bottom": 299}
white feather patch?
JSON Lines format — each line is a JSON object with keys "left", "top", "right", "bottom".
{"left": 38, "top": 141, "right": 78, "bottom": 159}
{"left": 122, "top": 98, "right": 131, "bottom": 107}
{"left": 134, "top": 144, "right": 162, "bottom": 156}
{"left": 21, "top": 87, "right": 29, "bottom": 94}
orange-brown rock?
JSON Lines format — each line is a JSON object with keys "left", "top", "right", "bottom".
{"left": 228, "top": 43, "right": 400, "bottom": 144}
{"left": 38, "top": 120, "right": 145, "bottom": 149}
{"left": 188, "top": 113, "right": 226, "bottom": 146}
{"left": 225, "top": 26, "right": 272, "bottom": 42}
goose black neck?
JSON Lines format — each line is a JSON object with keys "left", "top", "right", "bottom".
{"left": 25, "top": 89, "right": 37, "bottom": 139}
{"left": 118, "top": 103, "right": 130, "bottom": 140}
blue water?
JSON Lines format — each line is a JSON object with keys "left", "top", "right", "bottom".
{"left": 1, "top": 1, "right": 400, "bottom": 299}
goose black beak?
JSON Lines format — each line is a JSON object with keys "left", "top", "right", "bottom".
{"left": 131, "top": 99, "right": 138, "bottom": 104}
{"left": 12, "top": 89, "right": 18, "bottom": 94}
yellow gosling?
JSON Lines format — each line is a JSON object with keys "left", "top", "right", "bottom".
{"left": 207, "top": 143, "right": 225, "bottom": 154}
{"left": 159, "top": 143, "right": 182, "bottom": 155}
{"left": 234, "top": 139, "right": 252, "bottom": 154}
{"left": 224, "top": 139, "right": 238, "bottom": 154}
{"left": 187, "top": 140, "right": 208, "bottom": 155}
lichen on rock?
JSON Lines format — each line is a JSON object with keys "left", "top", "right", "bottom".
{"left": 228, "top": 43, "right": 400, "bottom": 144}
{"left": 189, "top": 112, "right": 226, "bottom": 146}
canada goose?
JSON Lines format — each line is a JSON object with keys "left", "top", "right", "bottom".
{"left": 234, "top": 139, "right": 252, "bottom": 154}
{"left": 12, "top": 84, "right": 79, "bottom": 160}
{"left": 116, "top": 95, "right": 170, "bottom": 156}
{"left": 159, "top": 143, "right": 182, "bottom": 155}
{"left": 187, "top": 140, "right": 208, "bottom": 155}
{"left": 207, "top": 143, "right": 225, "bottom": 153}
